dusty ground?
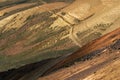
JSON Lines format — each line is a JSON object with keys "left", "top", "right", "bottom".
{"left": 39, "top": 48, "right": 120, "bottom": 80}
{"left": 0, "top": 0, "right": 120, "bottom": 78}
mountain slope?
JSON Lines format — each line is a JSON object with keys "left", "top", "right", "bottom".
{"left": 0, "top": 0, "right": 119, "bottom": 72}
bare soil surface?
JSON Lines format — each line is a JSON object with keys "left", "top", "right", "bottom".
{"left": 39, "top": 48, "right": 120, "bottom": 80}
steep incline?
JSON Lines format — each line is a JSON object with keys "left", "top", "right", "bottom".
{"left": 0, "top": 0, "right": 119, "bottom": 72}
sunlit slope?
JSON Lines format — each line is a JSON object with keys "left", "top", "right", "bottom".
{"left": 0, "top": 0, "right": 119, "bottom": 72}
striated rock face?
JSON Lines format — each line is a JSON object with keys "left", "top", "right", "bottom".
{"left": 38, "top": 48, "right": 120, "bottom": 80}
{"left": 0, "top": 0, "right": 120, "bottom": 72}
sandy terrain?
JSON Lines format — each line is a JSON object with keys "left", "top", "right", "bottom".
{"left": 39, "top": 49, "right": 120, "bottom": 80}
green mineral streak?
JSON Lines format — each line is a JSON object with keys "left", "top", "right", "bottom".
{"left": 0, "top": 38, "right": 78, "bottom": 72}
{"left": 81, "top": 32, "right": 102, "bottom": 45}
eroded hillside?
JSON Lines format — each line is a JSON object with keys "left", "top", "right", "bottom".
{"left": 0, "top": 0, "right": 120, "bottom": 73}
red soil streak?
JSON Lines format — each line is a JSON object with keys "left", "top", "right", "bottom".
{"left": 0, "top": 3, "right": 36, "bottom": 16}
{"left": 43, "top": 27, "right": 120, "bottom": 75}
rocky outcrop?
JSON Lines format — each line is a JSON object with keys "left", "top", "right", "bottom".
{"left": 0, "top": 0, "right": 119, "bottom": 73}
